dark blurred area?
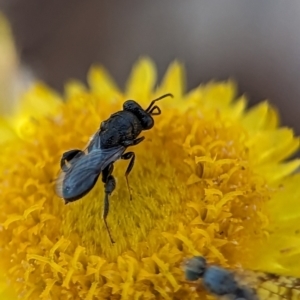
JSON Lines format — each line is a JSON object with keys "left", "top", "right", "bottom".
{"left": 1, "top": 0, "right": 300, "bottom": 134}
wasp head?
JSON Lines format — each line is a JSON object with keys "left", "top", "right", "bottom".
{"left": 123, "top": 100, "right": 154, "bottom": 130}
{"left": 123, "top": 93, "right": 173, "bottom": 130}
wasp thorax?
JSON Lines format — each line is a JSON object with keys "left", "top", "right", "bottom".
{"left": 100, "top": 121, "right": 107, "bottom": 130}
{"left": 123, "top": 100, "right": 154, "bottom": 130}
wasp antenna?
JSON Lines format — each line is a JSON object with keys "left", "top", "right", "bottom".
{"left": 145, "top": 93, "right": 174, "bottom": 113}
{"left": 153, "top": 93, "right": 174, "bottom": 101}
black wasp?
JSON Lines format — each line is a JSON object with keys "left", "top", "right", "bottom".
{"left": 183, "top": 256, "right": 258, "bottom": 300}
{"left": 56, "top": 93, "right": 173, "bottom": 243}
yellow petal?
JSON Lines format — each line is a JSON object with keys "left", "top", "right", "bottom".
{"left": 201, "top": 79, "right": 237, "bottom": 108}
{"left": 249, "top": 174, "right": 300, "bottom": 277}
{"left": 265, "top": 104, "right": 279, "bottom": 130}
{"left": 0, "top": 287, "right": 16, "bottom": 300}
{"left": 64, "top": 79, "right": 87, "bottom": 98}
{"left": 125, "top": 57, "right": 157, "bottom": 102}
{"left": 242, "top": 101, "right": 279, "bottom": 131}
{"left": 183, "top": 80, "right": 239, "bottom": 115}
{"left": 87, "top": 65, "right": 121, "bottom": 100}
{"left": 17, "top": 83, "right": 62, "bottom": 116}
{"left": 156, "top": 60, "right": 185, "bottom": 100}
{"left": 0, "top": 13, "right": 16, "bottom": 65}
{"left": 248, "top": 128, "right": 299, "bottom": 164}
{"left": 0, "top": 13, "right": 19, "bottom": 115}
{"left": 0, "top": 117, "right": 17, "bottom": 143}
{"left": 268, "top": 173, "right": 300, "bottom": 222}
{"left": 256, "top": 160, "right": 300, "bottom": 183}
{"left": 228, "top": 95, "right": 247, "bottom": 119}
{"left": 8, "top": 83, "right": 62, "bottom": 139}
{"left": 0, "top": 273, "right": 16, "bottom": 300}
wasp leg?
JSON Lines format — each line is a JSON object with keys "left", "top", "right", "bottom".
{"left": 122, "top": 136, "right": 145, "bottom": 147}
{"left": 148, "top": 105, "right": 161, "bottom": 115}
{"left": 101, "top": 164, "right": 115, "bottom": 244}
{"left": 121, "top": 151, "right": 135, "bottom": 201}
{"left": 60, "top": 149, "right": 84, "bottom": 171}
{"left": 102, "top": 163, "right": 114, "bottom": 183}
{"left": 132, "top": 136, "right": 145, "bottom": 145}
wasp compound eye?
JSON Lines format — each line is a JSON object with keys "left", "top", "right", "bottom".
{"left": 139, "top": 114, "right": 154, "bottom": 130}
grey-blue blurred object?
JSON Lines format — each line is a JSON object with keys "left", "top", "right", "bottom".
{"left": 2, "top": 0, "right": 300, "bottom": 135}
{"left": 183, "top": 256, "right": 258, "bottom": 300}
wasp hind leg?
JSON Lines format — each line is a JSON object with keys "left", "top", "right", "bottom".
{"left": 102, "top": 164, "right": 116, "bottom": 244}
{"left": 60, "top": 149, "right": 84, "bottom": 171}
{"left": 121, "top": 151, "right": 135, "bottom": 201}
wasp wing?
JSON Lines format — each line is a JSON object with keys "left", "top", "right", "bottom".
{"left": 84, "top": 129, "right": 102, "bottom": 153}
{"left": 60, "top": 149, "right": 85, "bottom": 171}
{"left": 59, "top": 129, "right": 101, "bottom": 171}
{"left": 56, "top": 145, "right": 126, "bottom": 202}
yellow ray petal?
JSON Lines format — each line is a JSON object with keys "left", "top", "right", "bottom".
{"left": 256, "top": 160, "right": 300, "bottom": 183}
{"left": 242, "top": 101, "right": 279, "bottom": 131}
{"left": 125, "top": 57, "right": 157, "bottom": 103}
{"left": 64, "top": 79, "right": 87, "bottom": 98}
{"left": 0, "top": 286, "right": 16, "bottom": 300}
{"left": 183, "top": 80, "right": 240, "bottom": 115}
{"left": 228, "top": 95, "right": 247, "bottom": 119}
{"left": 0, "top": 117, "right": 17, "bottom": 143}
{"left": 156, "top": 61, "right": 185, "bottom": 101}
{"left": 268, "top": 173, "right": 300, "bottom": 221}
{"left": 87, "top": 65, "right": 121, "bottom": 100}
{"left": 17, "top": 83, "right": 62, "bottom": 116}
{"left": 247, "top": 174, "right": 300, "bottom": 277}
{"left": 248, "top": 128, "right": 299, "bottom": 165}
{"left": 0, "top": 272, "right": 16, "bottom": 300}
{"left": 0, "top": 13, "right": 19, "bottom": 115}
{"left": 201, "top": 79, "right": 237, "bottom": 108}
{"left": 8, "top": 83, "right": 63, "bottom": 139}
{"left": 265, "top": 104, "right": 279, "bottom": 130}
{"left": 182, "top": 86, "right": 203, "bottom": 111}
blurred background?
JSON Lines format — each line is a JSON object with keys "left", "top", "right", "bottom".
{"left": 1, "top": 0, "right": 300, "bottom": 133}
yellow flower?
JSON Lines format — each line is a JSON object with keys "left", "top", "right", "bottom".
{"left": 0, "top": 57, "right": 300, "bottom": 300}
